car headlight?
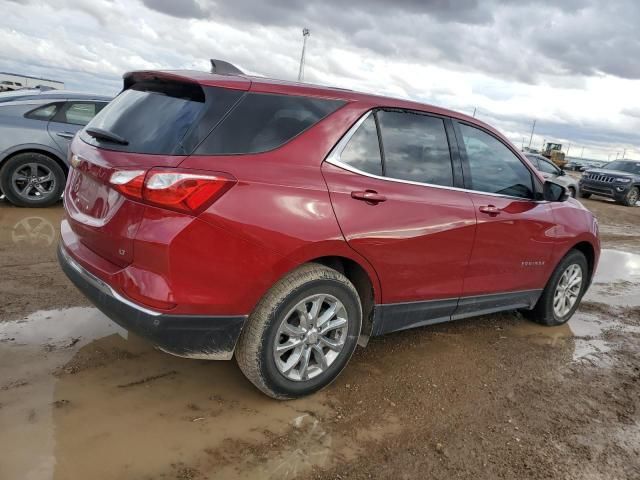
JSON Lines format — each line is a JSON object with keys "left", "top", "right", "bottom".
{"left": 616, "top": 178, "right": 632, "bottom": 183}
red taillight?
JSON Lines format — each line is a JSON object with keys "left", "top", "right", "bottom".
{"left": 110, "top": 170, "right": 146, "bottom": 198}
{"left": 109, "top": 168, "right": 236, "bottom": 214}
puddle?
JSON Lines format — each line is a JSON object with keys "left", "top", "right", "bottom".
{"left": 0, "top": 307, "right": 342, "bottom": 480}
{"left": 588, "top": 249, "right": 640, "bottom": 307}
{"left": 509, "top": 249, "right": 640, "bottom": 367}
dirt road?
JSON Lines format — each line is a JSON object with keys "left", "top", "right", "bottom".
{"left": 0, "top": 197, "right": 639, "bottom": 480}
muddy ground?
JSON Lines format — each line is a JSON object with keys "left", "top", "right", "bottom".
{"left": 0, "top": 194, "right": 639, "bottom": 480}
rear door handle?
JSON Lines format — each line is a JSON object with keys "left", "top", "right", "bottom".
{"left": 479, "top": 205, "right": 501, "bottom": 216}
{"left": 56, "top": 132, "right": 75, "bottom": 139}
{"left": 351, "top": 190, "right": 387, "bottom": 204}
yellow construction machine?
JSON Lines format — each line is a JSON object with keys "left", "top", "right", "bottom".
{"left": 542, "top": 142, "right": 567, "bottom": 168}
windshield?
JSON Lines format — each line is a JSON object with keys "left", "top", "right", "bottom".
{"left": 605, "top": 161, "right": 640, "bottom": 174}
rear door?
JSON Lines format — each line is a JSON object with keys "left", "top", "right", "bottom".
{"left": 322, "top": 109, "right": 477, "bottom": 334}
{"left": 453, "top": 121, "right": 556, "bottom": 316}
{"left": 48, "top": 101, "right": 108, "bottom": 153}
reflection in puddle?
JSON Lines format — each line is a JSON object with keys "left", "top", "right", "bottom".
{"left": 11, "top": 215, "right": 57, "bottom": 247}
{"left": 0, "top": 204, "right": 62, "bottom": 251}
{"left": 589, "top": 249, "right": 640, "bottom": 307}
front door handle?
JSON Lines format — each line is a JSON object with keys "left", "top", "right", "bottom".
{"left": 479, "top": 205, "right": 501, "bottom": 216}
{"left": 56, "top": 132, "right": 75, "bottom": 139}
{"left": 351, "top": 190, "right": 387, "bottom": 204}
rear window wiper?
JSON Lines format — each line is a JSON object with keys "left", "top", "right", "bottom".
{"left": 85, "top": 127, "right": 129, "bottom": 145}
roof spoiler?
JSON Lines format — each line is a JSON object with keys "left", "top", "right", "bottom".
{"left": 210, "top": 59, "right": 244, "bottom": 75}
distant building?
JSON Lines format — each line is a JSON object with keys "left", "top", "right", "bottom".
{"left": 0, "top": 72, "right": 64, "bottom": 91}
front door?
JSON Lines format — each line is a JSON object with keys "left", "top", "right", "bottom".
{"left": 453, "top": 122, "right": 556, "bottom": 318}
{"left": 322, "top": 109, "right": 477, "bottom": 334}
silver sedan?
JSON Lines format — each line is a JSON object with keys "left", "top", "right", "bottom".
{"left": 525, "top": 153, "right": 579, "bottom": 197}
{"left": 0, "top": 89, "right": 111, "bottom": 207}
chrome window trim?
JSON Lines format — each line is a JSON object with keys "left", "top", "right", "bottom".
{"left": 60, "top": 246, "right": 162, "bottom": 317}
{"left": 325, "top": 110, "right": 545, "bottom": 203}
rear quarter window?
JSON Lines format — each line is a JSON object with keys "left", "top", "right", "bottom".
{"left": 24, "top": 103, "right": 62, "bottom": 120}
{"left": 195, "top": 93, "right": 345, "bottom": 155}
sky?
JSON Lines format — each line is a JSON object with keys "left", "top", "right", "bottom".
{"left": 1, "top": 0, "right": 639, "bottom": 161}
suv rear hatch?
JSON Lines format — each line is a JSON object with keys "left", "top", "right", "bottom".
{"left": 65, "top": 72, "right": 249, "bottom": 267}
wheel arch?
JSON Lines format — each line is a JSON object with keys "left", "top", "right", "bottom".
{"left": 307, "top": 255, "right": 378, "bottom": 343}
{"left": 570, "top": 240, "right": 596, "bottom": 284}
{"left": 0, "top": 146, "right": 69, "bottom": 176}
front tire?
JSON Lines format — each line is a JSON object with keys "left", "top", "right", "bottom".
{"left": 236, "top": 263, "right": 362, "bottom": 399}
{"left": 0, "top": 153, "right": 65, "bottom": 207}
{"left": 523, "top": 250, "right": 588, "bottom": 326}
{"left": 621, "top": 186, "right": 639, "bottom": 207}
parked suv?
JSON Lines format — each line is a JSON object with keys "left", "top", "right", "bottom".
{"left": 58, "top": 67, "right": 600, "bottom": 399}
{"left": 579, "top": 160, "right": 640, "bottom": 206}
{"left": 0, "top": 89, "right": 111, "bottom": 207}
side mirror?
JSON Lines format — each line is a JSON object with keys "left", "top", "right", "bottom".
{"left": 559, "top": 169, "right": 566, "bottom": 176}
{"left": 543, "top": 181, "right": 569, "bottom": 202}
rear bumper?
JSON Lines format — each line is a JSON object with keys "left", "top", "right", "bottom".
{"left": 58, "top": 244, "right": 246, "bottom": 360}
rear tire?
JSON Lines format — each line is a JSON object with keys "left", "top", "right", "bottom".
{"left": 0, "top": 153, "right": 65, "bottom": 207}
{"left": 579, "top": 191, "right": 591, "bottom": 199}
{"left": 236, "top": 263, "right": 362, "bottom": 399}
{"left": 523, "top": 250, "right": 588, "bottom": 326}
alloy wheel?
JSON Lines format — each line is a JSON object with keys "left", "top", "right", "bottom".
{"left": 11, "top": 163, "right": 56, "bottom": 201}
{"left": 553, "top": 264, "right": 583, "bottom": 318}
{"left": 273, "top": 294, "right": 349, "bottom": 381}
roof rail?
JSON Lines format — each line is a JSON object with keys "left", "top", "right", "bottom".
{"left": 210, "top": 59, "right": 244, "bottom": 75}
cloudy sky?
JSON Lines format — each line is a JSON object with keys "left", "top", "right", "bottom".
{"left": 2, "top": 0, "right": 639, "bottom": 160}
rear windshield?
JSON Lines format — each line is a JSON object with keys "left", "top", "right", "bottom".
{"left": 80, "top": 82, "right": 242, "bottom": 155}
{"left": 195, "top": 93, "right": 345, "bottom": 155}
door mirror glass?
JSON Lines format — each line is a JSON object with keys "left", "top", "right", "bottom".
{"left": 543, "top": 181, "right": 568, "bottom": 202}
{"left": 558, "top": 169, "right": 566, "bottom": 176}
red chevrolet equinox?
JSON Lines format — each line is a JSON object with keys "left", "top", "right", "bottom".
{"left": 59, "top": 63, "right": 600, "bottom": 399}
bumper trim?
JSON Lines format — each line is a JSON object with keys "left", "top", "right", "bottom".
{"left": 59, "top": 245, "right": 161, "bottom": 317}
{"left": 58, "top": 244, "right": 247, "bottom": 360}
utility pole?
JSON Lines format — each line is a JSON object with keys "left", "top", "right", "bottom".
{"left": 580, "top": 146, "right": 585, "bottom": 158}
{"left": 622, "top": 148, "right": 626, "bottom": 159}
{"left": 566, "top": 143, "right": 571, "bottom": 156}
{"left": 527, "top": 119, "right": 536, "bottom": 149}
{"left": 297, "top": 28, "right": 310, "bottom": 82}
{"left": 616, "top": 152, "right": 619, "bottom": 160}
{"left": 472, "top": 107, "right": 477, "bottom": 118}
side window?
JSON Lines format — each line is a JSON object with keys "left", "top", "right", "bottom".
{"left": 62, "top": 102, "right": 106, "bottom": 126}
{"left": 377, "top": 110, "right": 453, "bottom": 186}
{"left": 339, "top": 115, "right": 382, "bottom": 176}
{"left": 538, "top": 160, "right": 559, "bottom": 175}
{"left": 525, "top": 155, "right": 541, "bottom": 169}
{"left": 196, "top": 93, "right": 344, "bottom": 154}
{"left": 459, "top": 124, "right": 534, "bottom": 199}
{"left": 25, "top": 103, "right": 60, "bottom": 120}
